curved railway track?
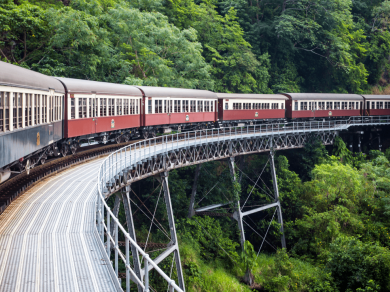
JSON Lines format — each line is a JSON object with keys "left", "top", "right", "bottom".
{"left": 0, "top": 130, "right": 199, "bottom": 215}
{"left": 0, "top": 139, "right": 145, "bottom": 215}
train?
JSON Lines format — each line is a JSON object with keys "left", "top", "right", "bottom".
{"left": 1, "top": 61, "right": 390, "bottom": 183}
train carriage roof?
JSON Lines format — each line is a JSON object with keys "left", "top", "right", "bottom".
{"left": 283, "top": 93, "right": 363, "bottom": 100}
{"left": 216, "top": 93, "right": 287, "bottom": 100}
{"left": 55, "top": 77, "right": 142, "bottom": 96}
{"left": 0, "top": 61, "right": 65, "bottom": 93}
{"left": 362, "top": 95, "right": 390, "bottom": 100}
{"left": 136, "top": 86, "right": 217, "bottom": 99}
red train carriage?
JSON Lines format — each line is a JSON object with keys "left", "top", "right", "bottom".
{"left": 136, "top": 86, "right": 218, "bottom": 137}
{"left": 362, "top": 95, "right": 390, "bottom": 116}
{"left": 283, "top": 93, "right": 363, "bottom": 120}
{"left": 56, "top": 77, "right": 142, "bottom": 154}
{"left": 216, "top": 93, "right": 287, "bottom": 125}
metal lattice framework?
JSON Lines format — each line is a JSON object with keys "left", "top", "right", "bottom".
{"left": 96, "top": 115, "right": 390, "bottom": 292}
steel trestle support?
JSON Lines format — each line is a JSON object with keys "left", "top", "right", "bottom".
{"left": 269, "top": 145, "right": 286, "bottom": 249}
{"left": 228, "top": 156, "right": 246, "bottom": 251}
{"left": 188, "top": 164, "right": 201, "bottom": 218}
{"left": 122, "top": 185, "right": 143, "bottom": 292}
{"left": 160, "top": 171, "right": 185, "bottom": 291}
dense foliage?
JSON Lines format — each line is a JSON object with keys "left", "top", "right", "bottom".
{"left": 1, "top": 0, "right": 389, "bottom": 93}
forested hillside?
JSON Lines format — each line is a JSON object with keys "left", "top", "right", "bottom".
{"left": 1, "top": 0, "right": 389, "bottom": 93}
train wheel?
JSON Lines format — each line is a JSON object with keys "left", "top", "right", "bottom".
{"left": 70, "top": 145, "right": 77, "bottom": 155}
{"left": 115, "top": 136, "right": 122, "bottom": 144}
{"left": 150, "top": 130, "right": 156, "bottom": 138}
{"left": 25, "top": 159, "right": 31, "bottom": 175}
{"left": 124, "top": 135, "right": 130, "bottom": 142}
{"left": 142, "top": 130, "right": 149, "bottom": 139}
{"left": 61, "top": 145, "right": 68, "bottom": 157}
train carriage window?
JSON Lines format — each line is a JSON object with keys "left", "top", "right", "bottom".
{"left": 4, "top": 92, "right": 9, "bottom": 130}
{"left": 281, "top": 103, "right": 284, "bottom": 109}
{"left": 107, "top": 98, "right": 113, "bottom": 116}
{"left": 386, "top": 102, "right": 389, "bottom": 109}
{"left": 372, "top": 102, "right": 375, "bottom": 109}
{"left": 78, "top": 98, "right": 82, "bottom": 118}
{"left": 356, "top": 102, "right": 359, "bottom": 109}
{"left": 54, "top": 96, "right": 57, "bottom": 120}
{"left": 377, "top": 101, "right": 383, "bottom": 109}
{"left": 300, "top": 102, "right": 307, "bottom": 110}
{"left": 43, "top": 95, "right": 47, "bottom": 123}
{"left": 184, "top": 100, "right": 189, "bottom": 112}
{"left": 13, "top": 93, "right": 17, "bottom": 129}
{"left": 33, "top": 94, "right": 37, "bottom": 125}
{"left": 334, "top": 102, "right": 340, "bottom": 110}
{"left": 124, "top": 99, "right": 128, "bottom": 115}
{"left": 211, "top": 101, "right": 214, "bottom": 112}
{"left": 83, "top": 98, "right": 87, "bottom": 118}
{"left": 174, "top": 100, "right": 178, "bottom": 113}
{"left": 294, "top": 101, "right": 298, "bottom": 111}
{"left": 89, "top": 98, "right": 92, "bottom": 117}
{"left": 0, "top": 92, "right": 3, "bottom": 132}
{"left": 225, "top": 103, "right": 228, "bottom": 110}
{"left": 101, "top": 98, "right": 107, "bottom": 116}
{"left": 25, "top": 94, "right": 28, "bottom": 126}
{"left": 116, "top": 99, "right": 122, "bottom": 115}
{"left": 18, "top": 93, "right": 22, "bottom": 127}
{"left": 36, "top": 94, "right": 40, "bottom": 124}
{"left": 29, "top": 94, "right": 32, "bottom": 124}
{"left": 164, "top": 100, "right": 167, "bottom": 113}
{"left": 233, "top": 103, "right": 236, "bottom": 110}
{"left": 70, "top": 98, "right": 75, "bottom": 119}
{"left": 147, "top": 99, "right": 151, "bottom": 114}
{"left": 326, "top": 102, "right": 332, "bottom": 110}
{"left": 136, "top": 99, "right": 138, "bottom": 114}
{"left": 169, "top": 100, "right": 172, "bottom": 113}
{"left": 159, "top": 100, "right": 163, "bottom": 113}
{"left": 154, "top": 99, "right": 158, "bottom": 113}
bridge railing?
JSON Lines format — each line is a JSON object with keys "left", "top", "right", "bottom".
{"left": 96, "top": 115, "right": 390, "bottom": 291}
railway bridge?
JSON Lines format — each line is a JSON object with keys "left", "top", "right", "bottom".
{"left": 0, "top": 116, "right": 389, "bottom": 292}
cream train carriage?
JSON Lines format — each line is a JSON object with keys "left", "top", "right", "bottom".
{"left": 0, "top": 62, "right": 64, "bottom": 182}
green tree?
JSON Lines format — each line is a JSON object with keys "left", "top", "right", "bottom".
{"left": 324, "top": 236, "right": 390, "bottom": 292}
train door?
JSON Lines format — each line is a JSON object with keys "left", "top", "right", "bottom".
{"left": 218, "top": 99, "right": 223, "bottom": 121}
{"left": 141, "top": 97, "right": 145, "bottom": 127}
{"left": 360, "top": 101, "right": 363, "bottom": 116}
{"left": 366, "top": 101, "right": 370, "bottom": 115}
